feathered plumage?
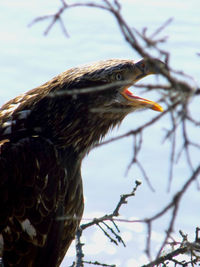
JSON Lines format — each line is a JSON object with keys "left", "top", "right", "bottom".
{"left": 0, "top": 59, "right": 163, "bottom": 266}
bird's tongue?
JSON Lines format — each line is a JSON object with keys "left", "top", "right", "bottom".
{"left": 123, "top": 88, "right": 163, "bottom": 112}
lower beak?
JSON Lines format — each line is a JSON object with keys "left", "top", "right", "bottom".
{"left": 121, "top": 88, "right": 163, "bottom": 112}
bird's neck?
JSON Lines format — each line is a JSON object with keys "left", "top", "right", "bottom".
{"left": 51, "top": 112, "right": 121, "bottom": 155}
{"left": 24, "top": 94, "right": 125, "bottom": 155}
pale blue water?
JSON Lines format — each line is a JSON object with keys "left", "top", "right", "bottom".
{"left": 1, "top": 1, "right": 200, "bottom": 266}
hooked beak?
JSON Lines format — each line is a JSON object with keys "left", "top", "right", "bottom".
{"left": 120, "top": 59, "right": 164, "bottom": 112}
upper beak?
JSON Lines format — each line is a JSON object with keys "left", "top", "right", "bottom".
{"left": 120, "top": 59, "right": 164, "bottom": 112}
{"left": 135, "top": 58, "right": 166, "bottom": 77}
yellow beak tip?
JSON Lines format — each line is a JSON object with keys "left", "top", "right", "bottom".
{"left": 151, "top": 104, "right": 164, "bottom": 112}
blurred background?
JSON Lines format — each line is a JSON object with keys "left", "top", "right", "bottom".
{"left": 1, "top": 1, "right": 200, "bottom": 266}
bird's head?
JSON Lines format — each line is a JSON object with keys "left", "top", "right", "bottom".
{"left": 44, "top": 58, "right": 166, "bottom": 150}
{"left": 64, "top": 58, "right": 164, "bottom": 118}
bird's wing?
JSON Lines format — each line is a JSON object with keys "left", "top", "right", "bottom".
{"left": 0, "top": 136, "right": 81, "bottom": 267}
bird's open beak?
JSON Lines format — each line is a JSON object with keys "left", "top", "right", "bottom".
{"left": 121, "top": 59, "right": 164, "bottom": 112}
{"left": 121, "top": 88, "right": 163, "bottom": 112}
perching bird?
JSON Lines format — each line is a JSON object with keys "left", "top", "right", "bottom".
{"left": 0, "top": 58, "right": 164, "bottom": 267}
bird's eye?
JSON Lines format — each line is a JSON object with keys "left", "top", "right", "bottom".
{"left": 115, "top": 73, "right": 122, "bottom": 81}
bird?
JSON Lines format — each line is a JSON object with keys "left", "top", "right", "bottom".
{"left": 0, "top": 58, "right": 164, "bottom": 267}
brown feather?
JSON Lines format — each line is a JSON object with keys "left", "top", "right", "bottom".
{"left": 0, "top": 59, "right": 160, "bottom": 266}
